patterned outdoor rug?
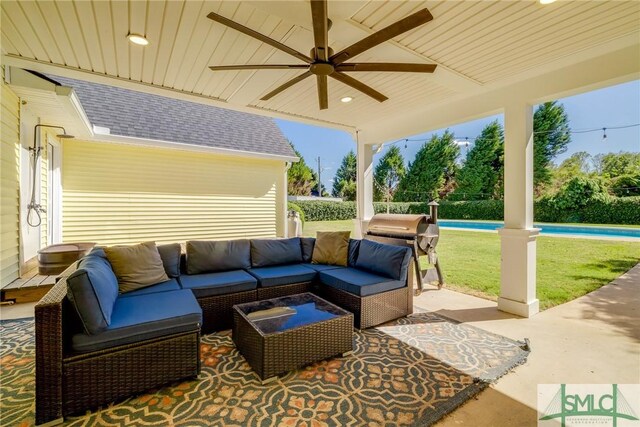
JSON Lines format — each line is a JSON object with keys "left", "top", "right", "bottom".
{"left": 1, "top": 312, "right": 529, "bottom": 427}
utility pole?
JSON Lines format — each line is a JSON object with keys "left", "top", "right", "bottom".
{"left": 316, "top": 156, "right": 322, "bottom": 198}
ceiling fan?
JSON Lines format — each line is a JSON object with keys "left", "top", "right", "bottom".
{"left": 207, "top": 1, "right": 437, "bottom": 110}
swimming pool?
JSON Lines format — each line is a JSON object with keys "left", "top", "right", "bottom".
{"left": 438, "top": 220, "right": 640, "bottom": 239}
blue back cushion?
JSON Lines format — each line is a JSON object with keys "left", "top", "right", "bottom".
{"left": 251, "top": 238, "right": 303, "bottom": 267}
{"left": 355, "top": 239, "right": 412, "bottom": 281}
{"left": 67, "top": 255, "right": 119, "bottom": 334}
{"left": 300, "top": 238, "right": 315, "bottom": 263}
{"left": 348, "top": 239, "right": 360, "bottom": 267}
{"left": 157, "top": 243, "right": 181, "bottom": 278}
{"left": 186, "top": 240, "right": 251, "bottom": 274}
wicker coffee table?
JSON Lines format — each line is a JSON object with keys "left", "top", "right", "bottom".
{"left": 232, "top": 292, "right": 354, "bottom": 383}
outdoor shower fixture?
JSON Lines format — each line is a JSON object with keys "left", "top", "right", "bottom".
{"left": 27, "top": 124, "right": 74, "bottom": 227}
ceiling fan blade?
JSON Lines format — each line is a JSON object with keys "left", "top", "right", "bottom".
{"left": 209, "top": 64, "right": 310, "bottom": 71}
{"left": 330, "top": 8, "right": 433, "bottom": 65}
{"left": 336, "top": 63, "right": 437, "bottom": 73}
{"left": 260, "top": 71, "right": 313, "bottom": 101}
{"left": 310, "top": 0, "right": 329, "bottom": 61}
{"left": 207, "top": 12, "right": 312, "bottom": 64}
{"left": 330, "top": 72, "right": 388, "bottom": 103}
{"left": 317, "top": 75, "right": 328, "bottom": 110}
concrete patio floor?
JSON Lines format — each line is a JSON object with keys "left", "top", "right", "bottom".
{"left": 1, "top": 263, "right": 638, "bottom": 426}
{"left": 424, "top": 262, "right": 640, "bottom": 426}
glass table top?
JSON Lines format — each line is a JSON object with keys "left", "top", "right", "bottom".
{"left": 235, "top": 293, "right": 351, "bottom": 335}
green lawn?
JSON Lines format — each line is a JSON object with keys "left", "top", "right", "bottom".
{"left": 303, "top": 220, "right": 640, "bottom": 310}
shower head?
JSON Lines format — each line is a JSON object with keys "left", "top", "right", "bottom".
{"left": 34, "top": 124, "right": 74, "bottom": 141}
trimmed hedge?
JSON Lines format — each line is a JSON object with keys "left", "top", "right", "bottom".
{"left": 292, "top": 201, "right": 356, "bottom": 221}
{"left": 295, "top": 198, "right": 640, "bottom": 225}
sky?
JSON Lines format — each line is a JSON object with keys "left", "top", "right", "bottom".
{"left": 276, "top": 80, "right": 640, "bottom": 191}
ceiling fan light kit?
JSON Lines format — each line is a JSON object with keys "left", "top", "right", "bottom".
{"left": 207, "top": 0, "right": 437, "bottom": 110}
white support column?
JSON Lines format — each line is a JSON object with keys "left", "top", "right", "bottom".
{"left": 355, "top": 136, "right": 374, "bottom": 238}
{"left": 498, "top": 102, "right": 540, "bottom": 318}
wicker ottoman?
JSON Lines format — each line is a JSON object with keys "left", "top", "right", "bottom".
{"left": 232, "top": 292, "right": 354, "bottom": 383}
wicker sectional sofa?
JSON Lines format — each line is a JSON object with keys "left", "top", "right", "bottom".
{"left": 35, "top": 236, "right": 413, "bottom": 425}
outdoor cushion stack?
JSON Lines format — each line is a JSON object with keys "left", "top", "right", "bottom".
{"left": 65, "top": 236, "right": 412, "bottom": 354}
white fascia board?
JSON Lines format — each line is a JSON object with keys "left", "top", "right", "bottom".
{"left": 56, "top": 86, "right": 94, "bottom": 138}
{"left": 89, "top": 130, "right": 300, "bottom": 163}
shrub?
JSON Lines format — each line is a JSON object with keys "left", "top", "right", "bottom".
{"left": 551, "top": 176, "right": 609, "bottom": 211}
{"left": 293, "top": 197, "right": 640, "bottom": 225}
{"left": 610, "top": 174, "right": 640, "bottom": 197}
{"left": 438, "top": 200, "right": 504, "bottom": 220}
{"left": 580, "top": 196, "right": 640, "bottom": 225}
{"left": 293, "top": 201, "right": 356, "bottom": 221}
{"left": 374, "top": 202, "right": 422, "bottom": 214}
{"left": 287, "top": 202, "right": 305, "bottom": 224}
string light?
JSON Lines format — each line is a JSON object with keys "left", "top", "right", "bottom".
{"left": 378, "top": 123, "right": 639, "bottom": 151}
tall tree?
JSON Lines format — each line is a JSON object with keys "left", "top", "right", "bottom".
{"left": 287, "top": 144, "right": 317, "bottom": 196}
{"left": 533, "top": 101, "right": 571, "bottom": 191}
{"left": 552, "top": 151, "right": 591, "bottom": 191}
{"left": 374, "top": 146, "right": 406, "bottom": 202}
{"left": 395, "top": 131, "right": 460, "bottom": 202}
{"left": 450, "top": 121, "right": 504, "bottom": 200}
{"left": 332, "top": 151, "right": 357, "bottom": 200}
{"left": 592, "top": 152, "right": 640, "bottom": 178}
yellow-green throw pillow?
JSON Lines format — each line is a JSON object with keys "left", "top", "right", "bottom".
{"left": 104, "top": 241, "right": 169, "bottom": 293}
{"left": 311, "top": 231, "right": 350, "bottom": 266}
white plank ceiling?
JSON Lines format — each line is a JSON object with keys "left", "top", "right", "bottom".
{"left": 2, "top": 0, "right": 639, "bottom": 129}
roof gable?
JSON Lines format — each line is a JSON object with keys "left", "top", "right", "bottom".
{"left": 49, "top": 74, "right": 295, "bottom": 159}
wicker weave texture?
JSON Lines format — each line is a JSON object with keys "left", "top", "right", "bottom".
{"left": 318, "top": 286, "right": 409, "bottom": 329}
{"left": 233, "top": 307, "right": 353, "bottom": 380}
{"left": 62, "top": 331, "right": 200, "bottom": 416}
{"left": 256, "top": 282, "right": 312, "bottom": 300}
{"left": 198, "top": 290, "right": 258, "bottom": 333}
{"left": 35, "top": 278, "right": 68, "bottom": 425}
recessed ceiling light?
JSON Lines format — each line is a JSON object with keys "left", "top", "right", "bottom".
{"left": 127, "top": 33, "right": 149, "bottom": 46}
{"left": 341, "top": 96, "right": 353, "bottom": 103}
{"left": 539, "top": 0, "right": 556, "bottom": 4}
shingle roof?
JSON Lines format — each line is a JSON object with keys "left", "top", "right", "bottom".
{"left": 48, "top": 74, "right": 296, "bottom": 159}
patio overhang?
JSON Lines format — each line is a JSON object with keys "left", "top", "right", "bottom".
{"left": 2, "top": 0, "right": 639, "bottom": 318}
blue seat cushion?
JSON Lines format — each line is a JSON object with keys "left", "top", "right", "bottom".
{"left": 179, "top": 270, "right": 257, "bottom": 298}
{"left": 301, "top": 263, "right": 343, "bottom": 272}
{"left": 250, "top": 238, "right": 303, "bottom": 267}
{"left": 319, "top": 267, "right": 405, "bottom": 297}
{"left": 71, "top": 290, "right": 202, "bottom": 353}
{"left": 67, "top": 255, "right": 119, "bottom": 335}
{"left": 247, "top": 264, "right": 317, "bottom": 288}
{"left": 355, "top": 239, "right": 412, "bottom": 281}
{"left": 119, "top": 278, "right": 181, "bottom": 297}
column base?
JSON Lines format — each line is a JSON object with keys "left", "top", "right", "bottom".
{"left": 498, "top": 296, "right": 539, "bottom": 318}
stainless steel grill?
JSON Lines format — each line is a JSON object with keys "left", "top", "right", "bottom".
{"left": 364, "top": 202, "right": 443, "bottom": 295}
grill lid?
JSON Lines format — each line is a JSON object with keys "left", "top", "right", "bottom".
{"left": 367, "top": 214, "right": 430, "bottom": 237}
